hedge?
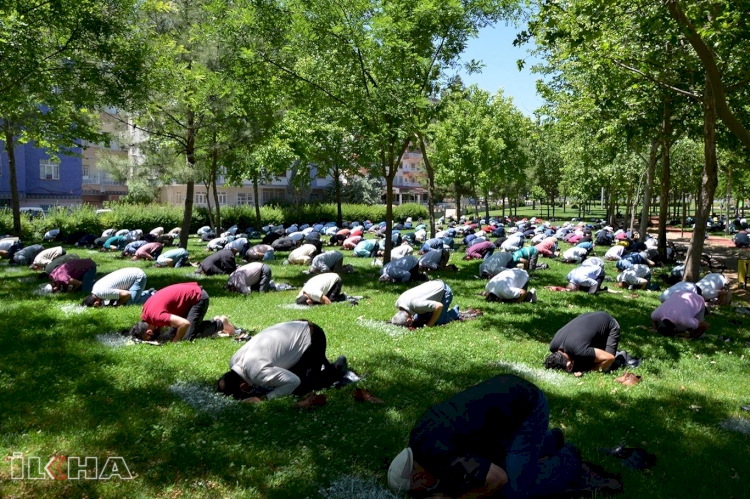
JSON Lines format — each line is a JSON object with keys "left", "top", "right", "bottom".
{"left": 0, "top": 203, "right": 429, "bottom": 240}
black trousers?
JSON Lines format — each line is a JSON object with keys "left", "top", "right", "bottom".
{"left": 250, "top": 264, "right": 273, "bottom": 292}
{"left": 326, "top": 279, "right": 343, "bottom": 302}
{"left": 183, "top": 289, "right": 222, "bottom": 341}
{"left": 288, "top": 324, "right": 343, "bottom": 395}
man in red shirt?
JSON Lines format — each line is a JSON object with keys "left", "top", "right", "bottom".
{"left": 129, "top": 282, "right": 235, "bottom": 342}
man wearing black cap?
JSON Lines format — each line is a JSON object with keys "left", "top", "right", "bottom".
{"left": 387, "top": 375, "right": 616, "bottom": 497}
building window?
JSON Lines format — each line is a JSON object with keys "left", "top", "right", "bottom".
{"left": 218, "top": 191, "right": 227, "bottom": 205}
{"left": 82, "top": 166, "right": 90, "bottom": 179}
{"left": 195, "top": 192, "right": 207, "bottom": 205}
{"left": 237, "top": 192, "right": 253, "bottom": 205}
{"left": 175, "top": 191, "right": 182, "bottom": 203}
{"left": 40, "top": 159, "right": 60, "bottom": 180}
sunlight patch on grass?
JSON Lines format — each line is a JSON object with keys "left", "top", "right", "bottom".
{"left": 357, "top": 318, "right": 411, "bottom": 338}
{"left": 96, "top": 332, "right": 135, "bottom": 348}
{"left": 319, "top": 475, "right": 401, "bottom": 499}
{"left": 59, "top": 303, "right": 88, "bottom": 315}
{"left": 169, "top": 381, "right": 237, "bottom": 416}
{"left": 720, "top": 417, "right": 750, "bottom": 436}
{"left": 493, "top": 361, "right": 570, "bottom": 385}
{"left": 282, "top": 303, "right": 311, "bottom": 310}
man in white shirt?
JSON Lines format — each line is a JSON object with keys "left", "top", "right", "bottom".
{"left": 391, "top": 279, "right": 459, "bottom": 327}
{"left": 604, "top": 245, "right": 625, "bottom": 261}
{"left": 566, "top": 260, "right": 605, "bottom": 293}
{"left": 296, "top": 273, "right": 344, "bottom": 305}
{"left": 560, "top": 246, "right": 589, "bottom": 264}
{"left": 659, "top": 281, "right": 700, "bottom": 303}
{"left": 500, "top": 233, "right": 525, "bottom": 252}
{"left": 616, "top": 264, "right": 651, "bottom": 289}
{"left": 83, "top": 267, "right": 149, "bottom": 307}
{"left": 216, "top": 320, "right": 347, "bottom": 403}
{"left": 286, "top": 243, "right": 320, "bottom": 266}
{"left": 29, "top": 246, "right": 65, "bottom": 270}
{"left": 696, "top": 272, "right": 729, "bottom": 303}
{"left": 485, "top": 269, "right": 536, "bottom": 303}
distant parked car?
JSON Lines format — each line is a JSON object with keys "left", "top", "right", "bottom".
{"left": 19, "top": 207, "right": 45, "bottom": 219}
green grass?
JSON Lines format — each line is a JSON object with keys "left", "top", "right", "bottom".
{"left": 0, "top": 235, "right": 749, "bottom": 498}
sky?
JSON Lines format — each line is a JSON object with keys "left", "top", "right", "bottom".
{"left": 456, "top": 23, "right": 544, "bottom": 116}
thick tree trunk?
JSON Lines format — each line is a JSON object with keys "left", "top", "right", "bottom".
{"left": 639, "top": 139, "right": 660, "bottom": 237}
{"left": 3, "top": 123, "right": 21, "bottom": 236}
{"left": 685, "top": 75, "right": 720, "bottom": 282}
{"left": 179, "top": 109, "right": 196, "bottom": 249}
{"left": 253, "top": 175, "right": 261, "bottom": 228}
{"left": 384, "top": 171, "right": 395, "bottom": 264}
{"left": 417, "top": 133, "right": 436, "bottom": 237}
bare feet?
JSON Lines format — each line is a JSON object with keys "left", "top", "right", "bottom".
{"left": 220, "top": 316, "right": 236, "bottom": 336}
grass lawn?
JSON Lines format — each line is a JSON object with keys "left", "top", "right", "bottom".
{"left": 0, "top": 234, "right": 749, "bottom": 498}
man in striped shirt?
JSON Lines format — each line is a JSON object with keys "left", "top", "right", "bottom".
{"left": 83, "top": 267, "right": 149, "bottom": 307}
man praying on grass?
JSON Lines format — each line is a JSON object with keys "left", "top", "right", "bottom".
{"left": 544, "top": 311, "right": 620, "bottom": 374}
{"left": 216, "top": 320, "right": 347, "bottom": 404}
{"left": 388, "top": 374, "right": 619, "bottom": 498}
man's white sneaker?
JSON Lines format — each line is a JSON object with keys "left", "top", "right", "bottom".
{"left": 529, "top": 288, "right": 538, "bottom": 303}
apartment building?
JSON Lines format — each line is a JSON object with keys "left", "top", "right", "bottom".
{"left": 391, "top": 149, "right": 426, "bottom": 205}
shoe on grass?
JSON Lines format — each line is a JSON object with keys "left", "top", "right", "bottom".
{"left": 353, "top": 388, "right": 385, "bottom": 404}
{"left": 295, "top": 393, "right": 327, "bottom": 409}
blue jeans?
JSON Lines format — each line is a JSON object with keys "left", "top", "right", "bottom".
{"left": 501, "top": 393, "right": 581, "bottom": 498}
{"left": 436, "top": 283, "right": 459, "bottom": 325}
{"left": 262, "top": 249, "right": 275, "bottom": 261}
{"left": 81, "top": 267, "right": 97, "bottom": 293}
{"left": 129, "top": 274, "right": 147, "bottom": 305}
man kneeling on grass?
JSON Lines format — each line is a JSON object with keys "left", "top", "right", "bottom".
{"left": 129, "top": 282, "right": 235, "bottom": 342}
{"left": 388, "top": 374, "right": 620, "bottom": 498}
{"left": 296, "top": 273, "right": 345, "bottom": 305}
{"left": 484, "top": 268, "right": 537, "bottom": 304}
{"left": 83, "top": 267, "right": 150, "bottom": 307}
{"left": 544, "top": 311, "right": 620, "bottom": 375}
{"left": 216, "top": 320, "right": 347, "bottom": 405}
{"left": 651, "top": 291, "right": 709, "bottom": 339}
{"left": 391, "top": 279, "right": 459, "bottom": 328}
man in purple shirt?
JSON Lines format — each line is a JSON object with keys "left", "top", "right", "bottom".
{"left": 49, "top": 258, "right": 97, "bottom": 293}
{"left": 651, "top": 291, "right": 709, "bottom": 338}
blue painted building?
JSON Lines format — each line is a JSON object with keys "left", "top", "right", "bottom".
{"left": 0, "top": 141, "right": 83, "bottom": 209}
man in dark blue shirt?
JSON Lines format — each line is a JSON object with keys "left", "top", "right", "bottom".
{"left": 388, "top": 375, "right": 596, "bottom": 498}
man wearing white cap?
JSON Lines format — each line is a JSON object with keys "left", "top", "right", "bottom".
{"left": 387, "top": 375, "right": 600, "bottom": 497}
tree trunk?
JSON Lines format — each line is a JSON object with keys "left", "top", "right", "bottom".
{"left": 203, "top": 180, "right": 215, "bottom": 230}
{"left": 417, "top": 133, "right": 436, "bottom": 237}
{"left": 333, "top": 164, "right": 343, "bottom": 227}
{"left": 384, "top": 170, "right": 395, "bottom": 264}
{"left": 685, "top": 74, "right": 719, "bottom": 282}
{"left": 658, "top": 99, "right": 672, "bottom": 260}
{"left": 455, "top": 182, "right": 461, "bottom": 218}
{"left": 179, "top": 109, "right": 196, "bottom": 249}
{"left": 3, "top": 122, "right": 21, "bottom": 237}
{"left": 639, "top": 139, "right": 660, "bottom": 237}
{"left": 725, "top": 163, "right": 731, "bottom": 235}
{"left": 484, "top": 189, "right": 490, "bottom": 223}
{"left": 211, "top": 130, "right": 221, "bottom": 232}
{"left": 253, "top": 175, "right": 261, "bottom": 228}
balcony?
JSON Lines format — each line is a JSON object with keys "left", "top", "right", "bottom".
{"left": 402, "top": 152, "right": 422, "bottom": 159}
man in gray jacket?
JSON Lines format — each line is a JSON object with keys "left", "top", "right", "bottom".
{"left": 216, "top": 320, "right": 347, "bottom": 403}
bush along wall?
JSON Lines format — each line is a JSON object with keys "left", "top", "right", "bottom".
{"left": 0, "top": 202, "right": 429, "bottom": 241}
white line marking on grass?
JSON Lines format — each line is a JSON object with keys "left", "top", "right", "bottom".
{"left": 96, "top": 333, "right": 134, "bottom": 348}
{"left": 357, "top": 318, "right": 411, "bottom": 338}
{"left": 720, "top": 418, "right": 750, "bottom": 435}
{"left": 169, "top": 381, "right": 236, "bottom": 416}
{"left": 493, "top": 361, "right": 570, "bottom": 385}
{"left": 60, "top": 304, "right": 87, "bottom": 315}
{"left": 320, "top": 475, "right": 402, "bottom": 499}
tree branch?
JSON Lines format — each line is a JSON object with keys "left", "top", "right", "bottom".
{"left": 609, "top": 57, "right": 699, "bottom": 99}
{"left": 665, "top": 0, "right": 750, "bottom": 150}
